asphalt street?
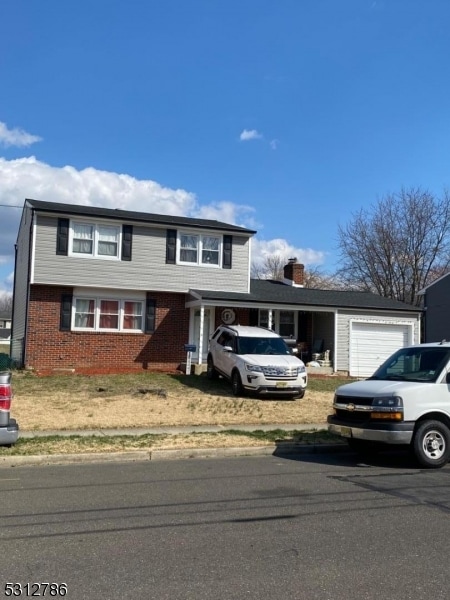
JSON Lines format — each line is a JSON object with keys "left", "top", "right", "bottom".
{"left": 1, "top": 450, "right": 450, "bottom": 599}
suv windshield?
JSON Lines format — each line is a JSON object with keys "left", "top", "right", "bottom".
{"left": 369, "top": 346, "right": 450, "bottom": 382}
{"left": 236, "top": 337, "right": 291, "bottom": 356}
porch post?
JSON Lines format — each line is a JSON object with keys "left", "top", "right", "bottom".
{"left": 268, "top": 309, "right": 273, "bottom": 330}
{"left": 198, "top": 305, "right": 205, "bottom": 365}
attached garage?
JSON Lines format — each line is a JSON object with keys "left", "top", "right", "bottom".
{"left": 349, "top": 321, "right": 413, "bottom": 378}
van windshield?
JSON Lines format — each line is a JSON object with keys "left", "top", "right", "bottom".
{"left": 368, "top": 347, "right": 450, "bottom": 382}
{"left": 236, "top": 337, "right": 291, "bottom": 356}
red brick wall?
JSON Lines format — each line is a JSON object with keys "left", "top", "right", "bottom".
{"left": 213, "top": 307, "right": 250, "bottom": 329}
{"left": 26, "top": 285, "right": 190, "bottom": 375}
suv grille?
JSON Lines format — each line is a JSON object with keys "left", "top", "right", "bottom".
{"left": 261, "top": 366, "right": 299, "bottom": 377}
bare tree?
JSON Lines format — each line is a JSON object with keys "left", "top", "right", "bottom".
{"left": 337, "top": 187, "right": 450, "bottom": 306}
{"left": 251, "top": 255, "right": 285, "bottom": 280}
{"left": 251, "top": 255, "right": 342, "bottom": 289}
{"left": 0, "top": 295, "right": 12, "bottom": 312}
{"left": 302, "top": 266, "right": 344, "bottom": 289}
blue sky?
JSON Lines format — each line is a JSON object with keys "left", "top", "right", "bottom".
{"left": 1, "top": 0, "right": 450, "bottom": 297}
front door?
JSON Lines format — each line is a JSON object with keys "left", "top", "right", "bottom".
{"left": 192, "top": 308, "right": 212, "bottom": 362}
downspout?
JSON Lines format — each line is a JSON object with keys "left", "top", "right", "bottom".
{"left": 10, "top": 244, "right": 18, "bottom": 360}
{"left": 333, "top": 309, "right": 338, "bottom": 373}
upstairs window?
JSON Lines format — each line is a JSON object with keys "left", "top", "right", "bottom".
{"left": 70, "top": 222, "right": 120, "bottom": 259}
{"left": 178, "top": 232, "right": 221, "bottom": 266}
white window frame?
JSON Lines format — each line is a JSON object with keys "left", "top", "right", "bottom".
{"left": 177, "top": 231, "right": 222, "bottom": 267}
{"left": 72, "top": 297, "right": 144, "bottom": 332}
{"left": 258, "top": 309, "right": 298, "bottom": 338}
{"left": 69, "top": 220, "right": 121, "bottom": 260}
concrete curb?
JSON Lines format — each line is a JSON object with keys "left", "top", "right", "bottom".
{"left": 0, "top": 443, "right": 348, "bottom": 467}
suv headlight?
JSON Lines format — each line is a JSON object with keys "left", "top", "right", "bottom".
{"left": 298, "top": 364, "right": 306, "bottom": 374}
{"left": 245, "top": 364, "right": 263, "bottom": 373}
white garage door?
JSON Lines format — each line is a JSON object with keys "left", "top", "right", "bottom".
{"left": 350, "top": 322, "right": 411, "bottom": 378}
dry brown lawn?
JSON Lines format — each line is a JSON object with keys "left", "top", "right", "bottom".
{"left": 12, "top": 371, "right": 336, "bottom": 432}
{"left": 15, "top": 387, "right": 334, "bottom": 431}
{"left": 2, "top": 372, "right": 346, "bottom": 456}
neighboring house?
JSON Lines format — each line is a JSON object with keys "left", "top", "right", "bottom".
{"left": 0, "top": 310, "right": 12, "bottom": 330}
{"left": 418, "top": 272, "right": 450, "bottom": 342}
{"left": 0, "top": 310, "right": 12, "bottom": 355}
{"left": 11, "top": 199, "right": 422, "bottom": 377}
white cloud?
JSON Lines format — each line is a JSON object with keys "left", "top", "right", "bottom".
{"left": 0, "top": 156, "right": 328, "bottom": 288}
{"left": 239, "top": 129, "right": 263, "bottom": 141}
{"left": 194, "top": 201, "right": 257, "bottom": 230}
{"left": 0, "top": 156, "right": 257, "bottom": 269}
{"left": 251, "top": 238, "right": 326, "bottom": 269}
{"left": 270, "top": 139, "right": 279, "bottom": 150}
{"left": 0, "top": 122, "right": 42, "bottom": 147}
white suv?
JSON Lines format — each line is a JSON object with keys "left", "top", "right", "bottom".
{"left": 207, "top": 325, "right": 307, "bottom": 398}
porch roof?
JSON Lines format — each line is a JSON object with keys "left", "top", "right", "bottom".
{"left": 191, "top": 279, "right": 422, "bottom": 313}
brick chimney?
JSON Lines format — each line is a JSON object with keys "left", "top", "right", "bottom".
{"left": 283, "top": 257, "right": 304, "bottom": 287}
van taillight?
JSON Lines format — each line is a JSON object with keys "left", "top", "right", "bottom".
{"left": 0, "top": 384, "right": 12, "bottom": 410}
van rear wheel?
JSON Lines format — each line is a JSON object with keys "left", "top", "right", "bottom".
{"left": 413, "top": 420, "right": 450, "bottom": 468}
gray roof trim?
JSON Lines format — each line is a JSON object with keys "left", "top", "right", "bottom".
{"left": 190, "top": 279, "right": 422, "bottom": 313}
{"left": 25, "top": 199, "right": 256, "bottom": 235}
{"left": 418, "top": 271, "right": 450, "bottom": 295}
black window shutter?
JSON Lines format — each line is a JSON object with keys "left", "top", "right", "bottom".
{"left": 56, "top": 218, "right": 70, "bottom": 255}
{"left": 121, "top": 225, "right": 133, "bottom": 261}
{"left": 249, "top": 308, "right": 258, "bottom": 326}
{"left": 223, "top": 235, "right": 232, "bottom": 269}
{"left": 60, "top": 294, "right": 73, "bottom": 331}
{"left": 145, "top": 299, "right": 156, "bottom": 333}
{"left": 166, "top": 229, "right": 177, "bottom": 264}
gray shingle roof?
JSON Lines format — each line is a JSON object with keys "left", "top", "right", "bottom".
{"left": 192, "top": 279, "right": 421, "bottom": 312}
{"left": 25, "top": 199, "right": 256, "bottom": 235}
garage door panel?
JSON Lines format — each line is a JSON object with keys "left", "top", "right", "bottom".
{"left": 350, "top": 322, "right": 410, "bottom": 377}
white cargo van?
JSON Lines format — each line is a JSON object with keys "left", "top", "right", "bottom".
{"left": 328, "top": 341, "right": 450, "bottom": 468}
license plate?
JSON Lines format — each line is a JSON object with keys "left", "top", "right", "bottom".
{"left": 340, "top": 426, "right": 352, "bottom": 438}
{"left": 276, "top": 381, "right": 288, "bottom": 388}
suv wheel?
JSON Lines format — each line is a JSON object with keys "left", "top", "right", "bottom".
{"left": 231, "top": 370, "right": 245, "bottom": 397}
{"left": 413, "top": 420, "right": 450, "bottom": 468}
{"left": 206, "top": 355, "right": 218, "bottom": 380}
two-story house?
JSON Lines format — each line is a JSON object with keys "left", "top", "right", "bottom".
{"left": 11, "top": 199, "right": 422, "bottom": 377}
